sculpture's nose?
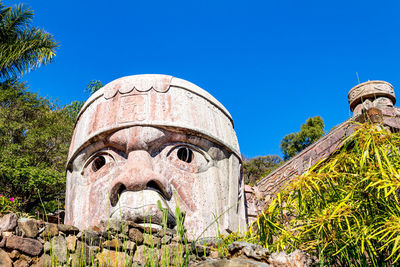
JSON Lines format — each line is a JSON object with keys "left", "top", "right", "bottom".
{"left": 109, "top": 150, "right": 172, "bottom": 206}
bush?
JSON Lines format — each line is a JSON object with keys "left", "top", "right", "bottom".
{"left": 248, "top": 123, "right": 400, "bottom": 266}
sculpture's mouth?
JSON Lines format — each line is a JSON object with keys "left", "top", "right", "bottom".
{"left": 110, "top": 190, "right": 176, "bottom": 229}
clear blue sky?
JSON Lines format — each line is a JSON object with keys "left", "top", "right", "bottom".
{"left": 7, "top": 0, "right": 400, "bottom": 158}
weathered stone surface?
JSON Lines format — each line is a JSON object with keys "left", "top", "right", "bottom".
{"left": 0, "top": 213, "right": 17, "bottom": 232}
{"left": 0, "top": 236, "right": 6, "bottom": 248}
{"left": 50, "top": 236, "right": 68, "bottom": 263}
{"left": 79, "top": 229, "right": 102, "bottom": 246}
{"left": 192, "top": 258, "right": 270, "bottom": 267}
{"left": 348, "top": 80, "right": 395, "bottom": 113}
{"left": 70, "top": 241, "right": 93, "bottom": 265}
{"left": 102, "top": 238, "right": 122, "bottom": 250}
{"left": 161, "top": 235, "right": 172, "bottom": 245}
{"left": 57, "top": 224, "right": 79, "bottom": 235}
{"left": 102, "top": 218, "right": 129, "bottom": 234}
{"left": 124, "top": 240, "right": 136, "bottom": 253}
{"left": 143, "top": 233, "right": 161, "bottom": 247}
{"left": 13, "top": 259, "right": 29, "bottom": 267}
{"left": 133, "top": 245, "right": 159, "bottom": 265}
{"left": 32, "top": 254, "right": 51, "bottom": 267}
{"left": 160, "top": 243, "right": 187, "bottom": 266}
{"left": 8, "top": 249, "right": 20, "bottom": 260}
{"left": 43, "top": 241, "right": 50, "bottom": 253}
{"left": 269, "top": 250, "right": 315, "bottom": 267}
{"left": 227, "top": 242, "right": 269, "bottom": 261}
{"left": 66, "top": 235, "right": 77, "bottom": 252}
{"left": 18, "top": 218, "right": 39, "bottom": 238}
{"left": 0, "top": 248, "right": 12, "bottom": 267}
{"left": 41, "top": 223, "right": 58, "bottom": 238}
{"left": 6, "top": 235, "right": 43, "bottom": 256}
{"left": 64, "top": 75, "right": 246, "bottom": 239}
{"left": 128, "top": 227, "right": 143, "bottom": 244}
{"left": 97, "top": 249, "right": 132, "bottom": 267}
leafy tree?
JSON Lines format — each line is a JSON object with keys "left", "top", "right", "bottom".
{"left": 0, "top": 2, "right": 58, "bottom": 80}
{"left": 0, "top": 81, "right": 74, "bottom": 213}
{"left": 86, "top": 80, "right": 104, "bottom": 95}
{"left": 280, "top": 116, "right": 324, "bottom": 160}
{"left": 242, "top": 155, "right": 282, "bottom": 185}
{"left": 64, "top": 100, "right": 84, "bottom": 122}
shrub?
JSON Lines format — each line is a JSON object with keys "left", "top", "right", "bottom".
{"left": 247, "top": 123, "right": 400, "bottom": 266}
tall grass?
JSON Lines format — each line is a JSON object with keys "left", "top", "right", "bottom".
{"left": 246, "top": 123, "right": 400, "bottom": 266}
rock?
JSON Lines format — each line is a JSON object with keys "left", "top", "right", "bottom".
{"left": 0, "top": 248, "right": 12, "bottom": 267}
{"left": 158, "top": 228, "right": 176, "bottom": 237}
{"left": 50, "top": 236, "right": 68, "bottom": 263}
{"left": 191, "top": 242, "right": 211, "bottom": 257}
{"left": 192, "top": 258, "right": 270, "bottom": 267}
{"left": 13, "top": 259, "right": 29, "bottom": 267}
{"left": 71, "top": 241, "right": 101, "bottom": 265}
{"left": 160, "top": 243, "right": 188, "bottom": 266}
{"left": 161, "top": 235, "right": 172, "bottom": 245}
{"left": 41, "top": 223, "right": 59, "bottom": 238}
{"left": 143, "top": 233, "right": 161, "bottom": 247}
{"left": 32, "top": 254, "right": 51, "bottom": 267}
{"left": 133, "top": 245, "right": 159, "bottom": 265}
{"left": 57, "top": 224, "right": 79, "bottom": 235}
{"left": 8, "top": 249, "right": 20, "bottom": 259}
{"left": 0, "top": 213, "right": 18, "bottom": 232}
{"left": 102, "top": 219, "right": 129, "bottom": 234}
{"left": 18, "top": 218, "right": 39, "bottom": 238}
{"left": 79, "top": 230, "right": 102, "bottom": 246}
{"left": 102, "top": 238, "right": 122, "bottom": 250}
{"left": 124, "top": 240, "right": 136, "bottom": 253}
{"left": 128, "top": 227, "right": 144, "bottom": 244}
{"left": 66, "top": 235, "right": 77, "bottom": 252}
{"left": 127, "top": 221, "right": 159, "bottom": 235}
{"left": 97, "top": 249, "right": 132, "bottom": 267}
{"left": 43, "top": 241, "right": 50, "bottom": 253}
{"left": 269, "top": 250, "right": 315, "bottom": 267}
{"left": 6, "top": 235, "right": 43, "bottom": 256}
{"left": 227, "top": 242, "right": 269, "bottom": 261}
{"left": 0, "top": 236, "right": 6, "bottom": 248}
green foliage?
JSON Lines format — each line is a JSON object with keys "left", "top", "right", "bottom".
{"left": 0, "top": 195, "right": 20, "bottom": 214}
{"left": 248, "top": 123, "right": 400, "bottom": 266}
{"left": 64, "top": 100, "right": 84, "bottom": 122}
{"left": 0, "top": 81, "right": 74, "bottom": 213}
{"left": 242, "top": 155, "right": 282, "bottom": 185}
{"left": 86, "top": 80, "right": 104, "bottom": 95}
{"left": 0, "top": 1, "right": 58, "bottom": 80}
{"left": 280, "top": 116, "right": 324, "bottom": 160}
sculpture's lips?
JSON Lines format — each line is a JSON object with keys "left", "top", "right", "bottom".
{"left": 110, "top": 190, "right": 176, "bottom": 228}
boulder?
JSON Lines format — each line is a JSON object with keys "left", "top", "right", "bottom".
{"left": 0, "top": 213, "right": 17, "bottom": 232}
{"left": 6, "top": 235, "right": 43, "bottom": 256}
{"left": 0, "top": 248, "right": 12, "bottom": 267}
{"left": 18, "top": 218, "right": 39, "bottom": 238}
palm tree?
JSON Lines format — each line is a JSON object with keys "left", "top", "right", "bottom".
{"left": 0, "top": 2, "right": 58, "bottom": 80}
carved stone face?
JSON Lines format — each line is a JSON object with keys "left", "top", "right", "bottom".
{"left": 65, "top": 75, "right": 246, "bottom": 238}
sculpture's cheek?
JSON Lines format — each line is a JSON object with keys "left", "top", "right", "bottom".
{"left": 86, "top": 176, "right": 113, "bottom": 226}
{"left": 170, "top": 172, "right": 197, "bottom": 211}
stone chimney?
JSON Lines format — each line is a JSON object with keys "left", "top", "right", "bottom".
{"left": 348, "top": 80, "right": 396, "bottom": 116}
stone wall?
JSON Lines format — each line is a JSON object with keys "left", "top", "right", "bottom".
{"left": 0, "top": 213, "right": 314, "bottom": 266}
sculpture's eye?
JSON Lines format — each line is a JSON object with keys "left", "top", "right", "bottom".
{"left": 177, "top": 147, "right": 193, "bottom": 163}
{"left": 82, "top": 152, "right": 116, "bottom": 183}
{"left": 167, "top": 145, "right": 210, "bottom": 173}
{"left": 92, "top": 155, "right": 106, "bottom": 172}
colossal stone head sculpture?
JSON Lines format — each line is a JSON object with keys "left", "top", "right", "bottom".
{"left": 65, "top": 74, "right": 246, "bottom": 238}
